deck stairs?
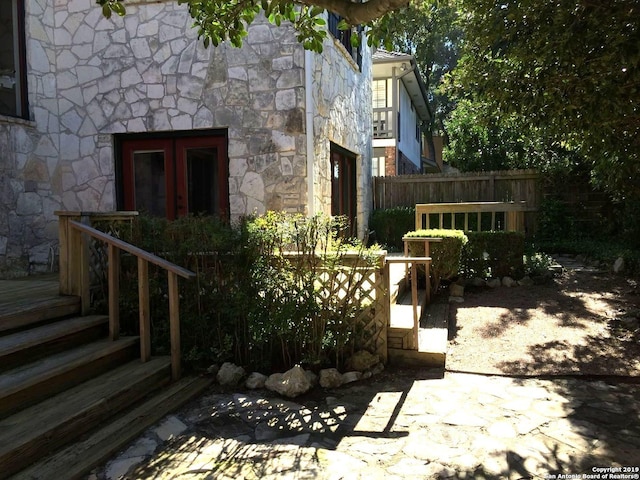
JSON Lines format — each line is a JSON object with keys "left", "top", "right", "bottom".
{"left": 0, "top": 276, "right": 212, "bottom": 479}
{"left": 386, "top": 258, "right": 448, "bottom": 368}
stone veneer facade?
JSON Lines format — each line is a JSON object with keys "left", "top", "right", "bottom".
{"left": 0, "top": 0, "right": 372, "bottom": 277}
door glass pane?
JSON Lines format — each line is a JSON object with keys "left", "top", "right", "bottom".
{"left": 133, "top": 150, "right": 166, "bottom": 217}
{"left": 186, "top": 147, "right": 219, "bottom": 216}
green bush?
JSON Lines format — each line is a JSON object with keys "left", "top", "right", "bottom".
{"left": 404, "top": 229, "right": 468, "bottom": 293}
{"left": 368, "top": 206, "right": 415, "bottom": 251}
{"left": 116, "top": 212, "right": 382, "bottom": 373}
{"left": 462, "top": 231, "right": 525, "bottom": 279}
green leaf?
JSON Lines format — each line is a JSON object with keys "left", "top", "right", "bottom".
{"left": 102, "top": 4, "right": 112, "bottom": 18}
{"left": 337, "top": 19, "right": 349, "bottom": 30}
{"left": 112, "top": 2, "right": 126, "bottom": 16}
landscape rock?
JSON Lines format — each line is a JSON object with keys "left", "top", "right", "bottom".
{"left": 245, "top": 372, "right": 268, "bottom": 389}
{"left": 265, "top": 365, "right": 313, "bottom": 398}
{"left": 206, "top": 364, "right": 220, "bottom": 376}
{"left": 319, "top": 368, "right": 344, "bottom": 388}
{"left": 467, "top": 277, "right": 486, "bottom": 287}
{"left": 449, "top": 283, "right": 465, "bottom": 297}
{"left": 345, "top": 350, "right": 379, "bottom": 372}
{"left": 449, "top": 296, "right": 464, "bottom": 304}
{"left": 613, "top": 257, "right": 625, "bottom": 273}
{"left": 341, "top": 371, "right": 363, "bottom": 384}
{"left": 217, "top": 362, "right": 245, "bottom": 386}
{"left": 518, "top": 276, "right": 534, "bottom": 287}
{"left": 305, "top": 370, "right": 318, "bottom": 387}
{"left": 363, "top": 362, "right": 385, "bottom": 379}
{"left": 486, "top": 278, "right": 501, "bottom": 288}
{"left": 502, "top": 276, "right": 516, "bottom": 288}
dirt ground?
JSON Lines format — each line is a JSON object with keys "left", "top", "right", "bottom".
{"left": 446, "top": 260, "right": 640, "bottom": 377}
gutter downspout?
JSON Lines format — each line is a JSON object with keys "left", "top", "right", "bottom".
{"left": 305, "top": 49, "right": 315, "bottom": 217}
{"left": 394, "top": 62, "right": 415, "bottom": 175}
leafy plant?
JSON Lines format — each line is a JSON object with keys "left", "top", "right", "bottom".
{"left": 405, "top": 229, "right": 468, "bottom": 293}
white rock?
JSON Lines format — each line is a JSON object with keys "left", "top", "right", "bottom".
{"left": 613, "top": 257, "right": 625, "bottom": 273}
{"left": 217, "top": 362, "right": 245, "bottom": 386}
{"left": 245, "top": 372, "right": 268, "bottom": 389}
{"left": 449, "top": 283, "right": 465, "bottom": 297}
{"left": 265, "top": 365, "right": 313, "bottom": 398}
{"left": 486, "top": 278, "right": 501, "bottom": 288}
{"left": 448, "top": 296, "right": 464, "bottom": 304}
{"left": 341, "top": 371, "right": 363, "bottom": 384}
{"left": 319, "top": 368, "right": 343, "bottom": 388}
{"left": 345, "top": 350, "right": 379, "bottom": 372}
{"left": 468, "top": 277, "right": 486, "bottom": 287}
{"left": 518, "top": 276, "right": 534, "bottom": 287}
{"left": 502, "top": 276, "right": 516, "bottom": 288}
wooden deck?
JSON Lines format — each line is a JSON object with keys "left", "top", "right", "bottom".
{"left": 0, "top": 274, "right": 80, "bottom": 334}
{"left": 0, "top": 274, "right": 60, "bottom": 311}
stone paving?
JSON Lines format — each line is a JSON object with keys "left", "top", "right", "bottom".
{"left": 89, "top": 368, "right": 640, "bottom": 480}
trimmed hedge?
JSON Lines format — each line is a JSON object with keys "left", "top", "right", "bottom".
{"left": 368, "top": 206, "right": 415, "bottom": 251}
{"left": 462, "top": 231, "right": 525, "bottom": 279}
{"left": 405, "top": 229, "right": 468, "bottom": 293}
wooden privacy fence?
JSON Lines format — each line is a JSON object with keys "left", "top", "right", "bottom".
{"left": 373, "top": 169, "right": 540, "bottom": 209}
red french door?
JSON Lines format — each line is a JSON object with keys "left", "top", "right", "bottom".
{"left": 121, "top": 136, "right": 228, "bottom": 219}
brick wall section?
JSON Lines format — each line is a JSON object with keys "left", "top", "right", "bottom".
{"left": 398, "top": 150, "right": 420, "bottom": 175}
{"left": 384, "top": 147, "right": 396, "bottom": 176}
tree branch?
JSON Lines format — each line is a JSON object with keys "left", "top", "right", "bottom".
{"left": 294, "top": 0, "right": 410, "bottom": 24}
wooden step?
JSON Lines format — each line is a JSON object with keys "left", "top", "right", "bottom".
{"left": 0, "top": 296, "right": 81, "bottom": 334}
{"left": 13, "top": 374, "right": 214, "bottom": 480}
{"left": 0, "top": 357, "right": 172, "bottom": 478}
{"left": 0, "top": 337, "right": 139, "bottom": 418}
{"left": 0, "top": 315, "right": 109, "bottom": 372}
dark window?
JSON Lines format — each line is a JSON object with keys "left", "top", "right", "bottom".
{"left": 327, "top": 12, "right": 363, "bottom": 71}
{"left": 118, "top": 132, "right": 229, "bottom": 220}
{"left": 397, "top": 112, "right": 401, "bottom": 142}
{"left": 330, "top": 144, "right": 357, "bottom": 236}
{"left": 0, "top": 0, "right": 27, "bottom": 118}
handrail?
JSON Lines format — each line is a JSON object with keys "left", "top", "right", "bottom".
{"left": 57, "top": 213, "right": 195, "bottom": 381}
{"left": 68, "top": 221, "right": 196, "bottom": 279}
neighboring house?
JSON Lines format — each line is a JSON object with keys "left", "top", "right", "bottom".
{"left": 371, "top": 49, "right": 436, "bottom": 176}
{"left": 0, "top": 0, "right": 373, "bottom": 277}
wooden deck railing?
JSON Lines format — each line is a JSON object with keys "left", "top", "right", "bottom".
{"left": 56, "top": 212, "right": 195, "bottom": 380}
{"left": 415, "top": 201, "right": 530, "bottom": 232}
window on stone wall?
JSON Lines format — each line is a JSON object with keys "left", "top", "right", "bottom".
{"left": 0, "top": 0, "right": 27, "bottom": 119}
{"left": 117, "top": 132, "right": 229, "bottom": 220}
{"left": 327, "top": 12, "right": 363, "bottom": 71}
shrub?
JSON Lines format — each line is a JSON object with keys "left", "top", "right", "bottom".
{"left": 462, "top": 231, "right": 525, "bottom": 279}
{"left": 115, "top": 212, "right": 383, "bottom": 373}
{"left": 404, "top": 229, "right": 468, "bottom": 293}
{"left": 368, "top": 206, "right": 415, "bottom": 251}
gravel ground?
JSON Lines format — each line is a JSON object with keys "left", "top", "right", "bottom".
{"left": 446, "top": 264, "right": 640, "bottom": 377}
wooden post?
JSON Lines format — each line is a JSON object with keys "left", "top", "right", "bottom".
{"left": 138, "top": 258, "right": 151, "bottom": 362}
{"left": 79, "top": 216, "right": 91, "bottom": 315}
{"left": 411, "top": 261, "right": 418, "bottom": 349}
{"left": 167, "top": 271, "right": 181, "bottom": 380}
{"left": 57, "top": 215, "right": 70, "bottom": 295}
{"left": 378, "top": 258, "right": 389, "bottom": 363}
{"left": 108, "top": 244, "right": 120, "bottom": 340}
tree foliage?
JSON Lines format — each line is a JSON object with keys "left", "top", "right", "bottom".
{"left": 383, "top": 0, "right": 462, "bottom": 131}
{"left": 449, "top": 0, "right": 640, "bottom": 198}
{"left": 96, "top": 0, "right": 410, "bottom": 53}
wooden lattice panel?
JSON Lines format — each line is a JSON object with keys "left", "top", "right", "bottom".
{"left": 313, "top": 254, "right": 388, "bottom": 363}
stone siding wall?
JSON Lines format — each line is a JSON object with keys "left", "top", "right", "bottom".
{"left": 1, "top": 0, "right": 372, "bottom": 276}
{"left": 311, "top": 36, "right": 373, "bottom": 238}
